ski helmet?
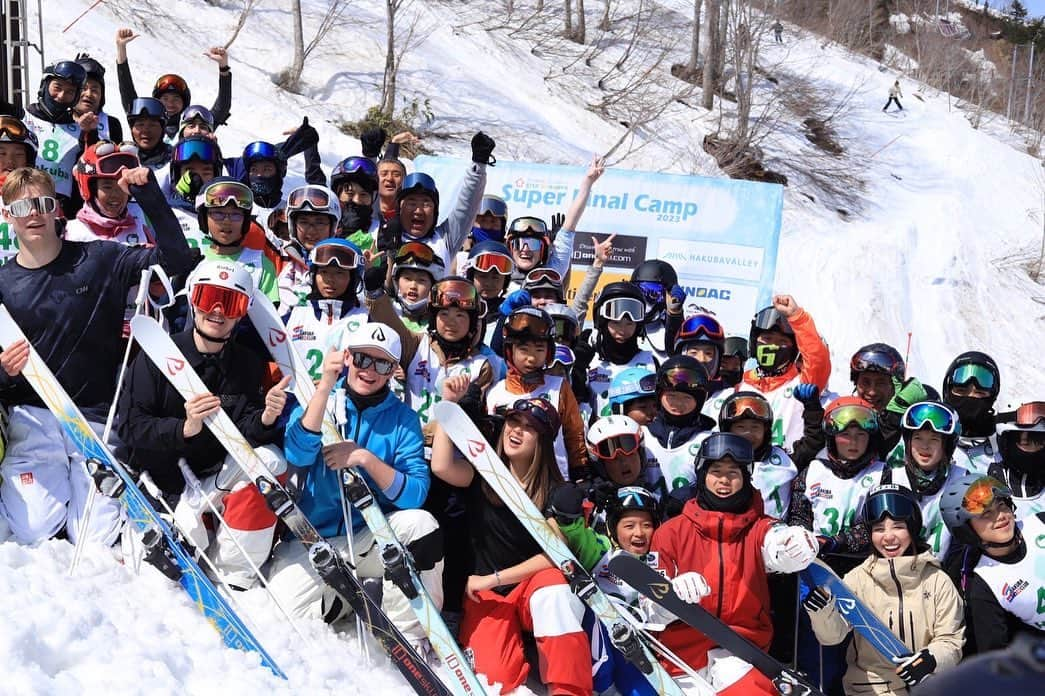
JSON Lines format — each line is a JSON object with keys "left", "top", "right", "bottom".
{"left": 467, "top": 240, "right": 513, "bottom": 280}
{"left": 544, "top": 303, "right": 580, "bottom": 345}
{"left": 477, "top": 194, "right": 508, "bottom": 232}
{"left": 428, "top": 276, "right": 484, "bottom": 342}
{"left": 178, "top": 105, "right": 216, "bottom": 135}
{"left": 170, "top": 135, "right": 223, "bottom": 184}
{"left": 942, "top": 351, "right": 1001, "bottom": 400}
{"left": 396, "top": 172, "right": 440, "bottom": 225}
{"left": 505, "top": 216, "right": 551, "bottom": 266}
{"left": 850, "top": 343, "right": 905, "bottom": 383}
{"left": 996, "top": 401, "right": 1045, "bottom": 476}
{"left": 594, "top": 282, "right": 646, "bottom": 327}
{"left": 75, "top": 140, "right": 141, "bottom": 201}
{"left": 38, "top": 60, "right": 87, "bottom": 117}
{"left": 503, "top": 306, "right": 556, "bottom": 366}
{"left": 152, "top": 73, "right": 191, "bottom": 109}
{"left": 242, "top": 141, "right": 286, "bottom": 199}
{"left": 696, "top": 432, "right": 755, "bottom": 472}
{"left": 724, "top": 336, "right": 749, "bottom": 361}
{"left": 900, "top": 401, "right": 961, "bottom": 460}
{"left": 74, "top": 53, "right": 106, "bottom": 110}
{"left": 330, "top": 156, "right": 379, "bottom": 195}
{"left": 196, "top": 177, "right": 253, "bottom": 239}
{"left": 862, "top": 484, "right": 923, "bottom": 538}
{"left": 718, "top": 391, "right": 773, "bottom": 447}
{"left": 523, "top": 267, "right": 565, "bottom": 303}
{"left": 309, "top": 237, "right": 363, "bottom": 271}
{"left": 393, "top": 241, "right": 445, "bottom": 283}
{"left": 630, "top": 260, "right": 678, "bottom": 290}
{"left": 939, "top": 472, "right": 1015, "bottom": 548}
{"left": 287, "top": 184, "right": 341, "bottom": 242}
{"left": 0, "top": 115, "right": 39, "bottom": 163}
{"left": 605, "top": 486, "right": 659, "bottom": 545}
{"left": 587, "top": 415, "right": 643, "bottom": 461}
{"left": 823, "top": 396, "right": 879, "bottom": 457}
{"left": 608, "top": 367, "right": 657, "bottom": 415}
{"left": 656, "top": 355, "right": 709, "bottom": 406}
{"left": 186, "top": 259, "right": 254, "bottom": 319}
{"left": 673, "top": 311, "right": 725, "bottom": 376}
{"left": 749, "top": 306, "right": 797, "bottom": 374}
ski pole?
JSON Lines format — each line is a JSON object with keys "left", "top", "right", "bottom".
{"left": 339, "top": 463, "right": 372, "bottom": 665}
{"left": 62, "top": 0, "right": 104, "bottom": 33}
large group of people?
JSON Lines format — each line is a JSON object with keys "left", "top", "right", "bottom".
{"left": 0, "top": 28, "right": 1042, "bottom": 696}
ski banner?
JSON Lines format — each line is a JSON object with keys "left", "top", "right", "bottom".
{"left": 414, "top": 155, "right": 783, "bottom": 330}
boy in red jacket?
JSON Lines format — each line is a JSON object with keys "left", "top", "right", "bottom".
{"left": 645, "top": 433, "right": 818, "bottom": 694}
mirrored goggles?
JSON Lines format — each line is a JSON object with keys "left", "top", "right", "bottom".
{"left": 129, "top": 97, "right": 165, "bottom": 120}
{"left": 902, "top": 402, "right": 959, "bottom": 435}
{"left": 48, "top": 60, "right": 87, "bottom": 85}
{"left": 722, "top": 395, "right": 771, "bottom": 421}
{"left": 598, "top": 296, "right": 645, "bottom": 322}
{"left": 5, "top": 196, "right": 58, "bottom": 218}
{"left": 154, "top": 73, "right": 188, "bottom": 95}
{"left": 636, "top": 281, "right": 664, "bottom": 306}
{"left": 863, "top": 488, "right": 920, "bottom": 525}
{"left": 506, "top": 310, "right": 553, "bottom": 339}
{"left": 592, "top": 433, "right": 641, "bottom": 460}
{"left": 962, "top": 476, "right": 1013, "bottom": 517}
{"left": 190, "top": 284, "right": 250, "bottom": 319}
{"left": 478, "top": 196, "right": 508, "bottom": 218}
{"left": 395, "top": 241, "right": 440, "bottom": 266}
{"left": 851, "top": 349, "right": 903, "bottom": 377}
{"left": 352, "top": 351, "right": 395, "bottom": 376}
{"left": 699, "top": 435, "right": 753, "bottom": 463}
{"left": 180, "top": 105, "right": 215, "bottom": 128}
{"left": 950, "top": 363, "right": 996, "bottom": 391}
{"left": 0, "top": 116, "right": 29, "bottom": 140}
{"left": 1016, "top": 402, "right": 1045, "bottom": 427}
{"left": 508, "top": 216, "right": 548, "bottom": 236}
{"left": 173, "top": 137, "right": 220, "bottom": 165}
{"left": 243, "top": 141, "right": 278, "bottom": 161}
{"left": 510, "top": 236, "right": 546, "bottom": 254}
{"left": 471, "top": 251, "right": 513, "bottom": 274}
{"left": 288, "top": 185, "right": 335, "bottom": 212}
{"left": 96, "top": 151, "right": 140, "bottom": 176}
{"left": 333, "top": 156, "right": 378, "bottom": 179}
{"left": 552, "top": 344, "right": 576, "bottom": 368}
{"left": 660, "top": 366, "right": 706, "bottom": 391}
{"left": 677, "top": 314, "right": 724, "bottom": 344}
{"left": 202, "top": 181, "right": 252, "bottom": 209}
{"left": 525, "top": 267, "right": 563, "bottom": 286}
{"left": 432, "top": 279, "right": 480, "bottom": 310}
{"left": 310, "top": 244, "right": 361, "bottom": 269}
{"left": 824, "top": 404, "right": 878, "bottom": 435}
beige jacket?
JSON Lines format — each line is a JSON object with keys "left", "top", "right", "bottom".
{"left": 807, "top": 551, "right": 965, "bottom": 695}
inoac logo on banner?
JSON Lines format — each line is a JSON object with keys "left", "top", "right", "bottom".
{"left": 413, "top": 156, "right": 783, "bottom": 332}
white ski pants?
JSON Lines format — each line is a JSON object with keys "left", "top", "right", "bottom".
{"left": 0, "top": 405, "right": 122, "bottom": 545}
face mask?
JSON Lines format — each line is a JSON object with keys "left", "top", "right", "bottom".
{"left": 340, "top": 201, "right": 373, "bottom": 233}
{"left": 947, "top": 394, "right": 994, "bottom": 430}
{"left": 719, "top": 369, "right": 743, "bottom": 387}
{"left": 471, "top": 225, "right": 503, "bottom": 244}
{"left": 248, "top": 174, "right": 281, "bottom": 199}
{"left": 755, "top": 343, "right": 797, "bottom": 372}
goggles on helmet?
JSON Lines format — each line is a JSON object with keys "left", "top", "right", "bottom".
{"left": 333, "top": 156, "right": 378, "bottom": 180}
{"left": 722, "top": 395, "right": 772, "bottom": 421}
{"left": 478, "top": 196, "right": 508, "bottom": 218}
{"left": 851, "top": 349, "right": 904, "bottom": 378}
{"left": 676, "top": 314, "right": 724, "bottom": 344}
{"left": 863, "top": 486, "right": 920, "bottom": 525}
{"left": 310, "top": 244, "right": 361, "bottom": 269}
{"left": 824, "top": 403, "right": 878, "bottom": 435}
{"left": 395, "top": 241, "right": 440, "bottom": 267}
{"left": 471, "top": 251, "right": 513, "bottom": 274}
{"left": 552, "top": 317, "right": 578, "bottom": 343}
{"left": 508, "top": 217, "right": 548, "bottom": 236}
{"left": 591, "top": 432, "right": 641, "bottom": 460}
{"left": 180, "top": 105, "right": 215, "bottom": 128}
{"left": 902, "top": 402, "right": 959, "bottom": 435}
{"left": 190, "top": 284, "right": 250, "bottom": 319}
{"left": 47, "top": 61, "right": 87, "bottom": 85}
{"left": 659, "top": 366, "right": 706, "bottom": 392}
{"left": 552, "top": 344, "right": 575, "bottom": 369}
{"left": 288, "top": 185, "right": 336, "bottom": 213}
{"left": 201, "top": 180, "right": 252, "bottom": 210}
{"left": 699, "top": 435, "right": 753, "bottom": 464}
{"left": 431, "top": 279, "right": 480, "bottom": 310}
{"left": 128, "top": 97, "right": 166, "bottom": 121}
{"left": 609, "top": 373, "right": 657, "bottom": 401}
{"left": 243, "top": 141, "right": 279, "bottom": 162}
{"left": 505, "top": 309, "right": 553, "bottom": 340}
{"left": 5, "top": 196, "right": 58, "bottom": 218}
{"left": 949, "top": 363, "right": 996, "bottom": 391}
{"left": 173, "top": 137, "right": 220, "bottom": 165}
{"left": 1015, "top": 401, "right": 1045, "bottom": 427}
{"left": 598, "top": 296, "right": 645, "bottom": 323}
{"left": 154, "top": 74, "right": 188, "bottom": 95}
{"left": 961, "top": 476, "right": 1014, "bottom": 517}
{"left": 636, "top": 281, "right": 664, "bottom": 307}
{"left": 525, "top": 267, "right": 563, "bottom": 287}
{"left": 0, "top": 116, "right": 29, "bottom": 140}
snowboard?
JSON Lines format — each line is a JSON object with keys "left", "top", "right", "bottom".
{"left": 608, "top": 553, "right": 825, "bottom": 696}
{"left": 800, "top": 558, "right": 911, "bottom": 661}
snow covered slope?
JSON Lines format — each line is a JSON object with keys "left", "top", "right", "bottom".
{"left": 4, "top": 0, "right": 1043, "bottom": 691}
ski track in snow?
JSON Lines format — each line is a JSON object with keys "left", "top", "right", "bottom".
{"left": 3, "top": 0, "right": 1044, "bottom": 691}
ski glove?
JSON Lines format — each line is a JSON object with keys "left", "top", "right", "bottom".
{"left": 665, "top": 285, "right": 686, "bottom": 316}
{"left": 886, "top": 377, "right": 928, "bottom": 416}
{"left": 763, "top": 525, "right": 819, "bottom": 573}
{"left": 377, "top": 218, "right": 403, "bottom": 254}
{"left": 471, "top": 131, "right": 496, "bottom": 166}
{"left": 672, "top": 571, "right": 711, "bottom": 604}
{"left": 550, "top": 212, "right": 565, "bottom": 237}
{"left": 793, "top": 383, "right": 821, "bottom": 406}
{"left": 360, "top": 127, "right": 387, "bottom": 159}
{"left": 894, "top": 648, "right": 936, "bottom": 686}
{"left": 363, "top": 266, "right": 387, "bottom": 295}
{"left": 499, "top": 289, "right": 532, "bottom": 317}
{"left": 549, "top": 483, "right": 587, "bottom": 524}
{"left": 802, "top": 586, "right": 832, "bottom": 613}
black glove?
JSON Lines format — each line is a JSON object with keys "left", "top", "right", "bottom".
{"left": 894, "top": 648, "right": 936, "bottom": 686}
{"left": 802, "top": 586, "right": 832, "bottom": 613}
{"left": 549, "top": 483, "right": 587, "bottom": 525}
{"left": 588, "top": 478, "right": 618, "bottom": 509}
{"left": 360, "top": 127, "right": 387, "bottom": 159}
{"left": 363, "top": 266, "right": 386, "bottom": 294}
{"left": 378, "top": 218, "right": 404, "bottom": 254}
{"left": 550, "top": 212, "right": 565, "bottom": 237}
{"left": 572, "top": 329, "right": 597, "bottom": 371}
{"left": 470, "top": 131, "right": 496, "bottom": 166}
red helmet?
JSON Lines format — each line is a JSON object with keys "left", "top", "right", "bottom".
{"left": 75, "top": 140, "right": 140, "bottom": 201}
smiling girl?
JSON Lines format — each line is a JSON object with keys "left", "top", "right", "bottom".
{"left": 66, "top": 141, "right": 154, "bottom": 245}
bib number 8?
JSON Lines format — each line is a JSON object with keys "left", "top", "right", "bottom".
{"left": 41, "top": 139, "right": 60, "bottom": 162}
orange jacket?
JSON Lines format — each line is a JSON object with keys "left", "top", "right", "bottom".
{"left": 743, "top": 307, "right": 831, "bottom": 393}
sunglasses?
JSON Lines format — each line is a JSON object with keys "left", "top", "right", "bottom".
{"left": 471, "top": 251, "right": 513, "bottom": 275}
{"left": 722, "top": 395, "right": 771, "bottom": 421}
{"left": 432, "top": 279, "right": 480, "bottom": 310}
{"left": 507, "top": 397, "right": 559, "bottom": 434}
{"left": 5, "top": 196, "right": 58, "bottom": 218}
{"left": 902, "top": 402, "right": 959, "bottom": 435}
{"left": 824, "top": 404, "right": 878, "bottom": 435}
{"left": 190, "top": 284, "right": 250, "bottom": 319}
{"left": 201, "top": 181, "right": 252, "bottom": 209}
{"left": 591, "top": 433, "right": 641, "bottom": 460}
{"left": 351, "top": 351, "right": 395, "bottom": 376}
{"left": 310, "top": 244, "right": 361, "bottom": 269}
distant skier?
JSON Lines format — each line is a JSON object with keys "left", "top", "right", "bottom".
{"left": 884, "top": 80, "right": 904, "bottom": 112}
{"left": 772, "top": 21, "right": 784, "bottom": 43}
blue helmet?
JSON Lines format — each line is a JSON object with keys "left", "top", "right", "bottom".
{"left": 396, "top": 172, "right": 439, "bottom": 221}
{"left": 608, "top": 367, "right": 657, "bottom": 413}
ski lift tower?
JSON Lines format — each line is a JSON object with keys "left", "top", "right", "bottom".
{"left": 1, "top": 0, "right": 43, "bottom": 109}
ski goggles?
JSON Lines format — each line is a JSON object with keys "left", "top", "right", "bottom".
{"left": 243, "top": 141, "right": 278, "bottom": 162}
{"left": 824, "top": 403, "right": 878, "bottom": 435}
{"left": 505, "top": 309, "right": 553, "bottom": 339}
{"left": 863, "top": 485, "right": 920, "bottom": 525}
{"left": 525, "top": 267, "right": 563, "bottom": 286}
{"left": 509, "top": 236, "right": 547, "bottom": 254}
{"left": 1016, "top": 401, "right": 1045, "bottom": 427}
{"left": 0, "top": 116, "right": 29, "bottom": 141}
{"left": 288, "top": 185, "right": 336, "bottom": 213}
{"left": 552, "top": 316, "right": 578, "bottom": 342}
{"left": 676, "top": 314, "right": 724, "bottom": 344}
{"left": 173, "top": 137, "right": 220, "bottom": 165}
{"left": 201, "top": 181, "right": 252, "bottom": 210}
{"left": 658, "top": 366, "right": 706, "bottom": 392}
{"left": 46, "top": 60, "right": 87, "bottom": 85}
{"left": 333, "top": 156, "right": 378, "bottom": 180}
{"left": 902, "top": 402, "right": 959, "bottom": 435}
{"left": 507, "top": 397, "right": 560, "bottom": 435}
{"left": 95, "top": 140, "right": 139, "bottom": 158}
{"left": 616, "top": 487, "right": 657, "bottom": 512}
{"left": 351, "top": 351, "right": 396, "bottom": 376}
{"left": 478, "top": 196, "right": 508, "bottom": 218}
{"left": 722, "top": 394, "right": 772, "bottom": 421}
{"left": 699, "top": 434, "right": 753, "bottom": 464}
{"left": 636, "top": 281, "right": 665, "bottom": 306}
{"left": 310, "top": 244, "right": 361, "bottom": 269}
{"left": 180, "top": 105, "right": 215, "bottom": 128}
{"left": 961, "top": 476, "right": 1014, "bottom": 517}
{"left": 431, "top": 279, "right": 480, "bottom": 310}
{"left": 591, "top": 432, "right": 641, "bottom": 460}
{"left": 5, "top": 195, "right": 58, "bottom": 218}
{"left": 471, "top": 251, "right": 513, "bottom": 274}
{"left": 190, "top": 284, "right": 250, "bottom": 319}
{"left": 850, "top": 348, "right": 904, "bottom": 378}
{"left": 508, "top": 216, "right": 548, "bottom": 236}
{"left": 551, "top": 344, "right": 575, "bottom": 368}
{"left": 394, "top": 241, "right": 441, "bottom": 267}
{"left": 609, "top": 373, "right": 657, "bottom": 400}
{"left": 128, "top": 97, "right": 166, "bottom": 121}
{"left": 949, "top": 363, "right": 996, "bottom": 391}
{"left": 598, "top": 296, "right": 645, "bottom": 323}
{"left": 154, "top": 73, "right": 189, "bottom": 96}
{"left": 93, "top": 142, "right": 140, "bottom": 176}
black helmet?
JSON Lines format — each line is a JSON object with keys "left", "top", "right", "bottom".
{"left": 656, "top": 355, "right": 709, "bottom": 404}
{"left": 630, "top": 260, "right": 678, "bottom": 288}
{"left": 850, "top": 343, "right": 905, "bottom": 383}
{"left": 38, "top": 60, "right": 87, "bottom": 118}
{"left": 605, "top": 486, "right": 660, "bottom": 546}
{"left": 942, "top": 351, "right": 1000, "bottom": 400}
{"left": 594, "top": 282, "right": 646, "bottom": 327}
{"left": 74, "top": 53, "right": 106, "bottom": 109}
{"left": 723, "top": 336, "right": 749, "bottom": 360}
{"left": 861, "top": 484, "right": 923, "bottom": 545}
{"left": 749, "top": 306, "right": 794, "bottom": 347}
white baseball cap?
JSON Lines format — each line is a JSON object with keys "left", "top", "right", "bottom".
{"left": 341, "top": 321, "right": 402, "bottom": 363}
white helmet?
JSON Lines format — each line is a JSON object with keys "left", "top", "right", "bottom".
{"left": 544, "top": 303, "right": 580, "bottom": 342}
{"left": 286, "top": 184, "right": 341, "bottom": 242}
{"left": 587, "top": 415, "right": 643, "bottom": 453}
{"left": 186, "top": 259, "right": 255, "bottom": 317}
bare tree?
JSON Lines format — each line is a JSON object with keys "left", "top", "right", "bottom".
{"left": 380, "top": 0, "right": 430, "bottom": 117}
{"left": 280, "top": 0, "right": 351, "bottom": 92}
{"left": 688, "top": 0, "right": 703, "bottom": 73}
{"left": 223, "top": 0, "right": 260, "bottom": 50}
{"left": 575, "top": 0, "right": 587, "bottom": 43}
{"left": 702, "top": 0, "right": 721, "bottom": 109}
{"left": 600, "top": 0, "right": 613, "bottom": 31}
{"left": 565, "top": 0, "right": 573, "bottom": 37}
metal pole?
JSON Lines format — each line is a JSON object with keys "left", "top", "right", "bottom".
{"left": 1009, "top": 44, "right": 1019, "bottom": 121}
{"left": 35, "top": 0, "right": 43, "bottom": 72}
{"left": 1025, "top": 41, "right": 1036, "bottom": 125}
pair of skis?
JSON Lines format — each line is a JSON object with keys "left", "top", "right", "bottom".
{"left": 0, "top": 306, "right": 286, "bottom": 679}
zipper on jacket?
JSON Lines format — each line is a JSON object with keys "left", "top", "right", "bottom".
{"left": 887, "top": 559, "right": 906, "bottom": 643}
{"left": 716, "top": 518, "right": 725, "bottom": 617}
